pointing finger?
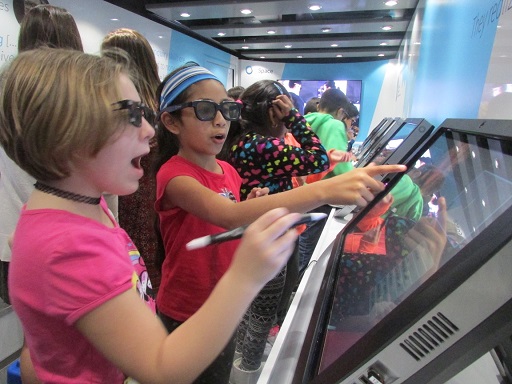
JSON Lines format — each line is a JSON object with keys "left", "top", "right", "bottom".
{"left": 363, "top": 164, "right": 407, "bottom": 177}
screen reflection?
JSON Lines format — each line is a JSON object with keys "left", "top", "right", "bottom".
{"left": 319, "top": 130, "right": 512, "bottom": 372}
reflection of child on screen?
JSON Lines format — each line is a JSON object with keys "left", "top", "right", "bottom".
{"left": 331, "top": 176, "right": 448, "bottom": 327}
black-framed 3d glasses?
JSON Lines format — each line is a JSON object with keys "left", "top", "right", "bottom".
{"left": 112, "top": 100, "right": 156, "bottom": 127}
{"left": 159, "top": 100, "right": 241, "bottom": 122}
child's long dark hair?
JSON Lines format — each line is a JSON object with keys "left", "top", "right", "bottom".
{"left": 218, "top": 80, "right": 290, "bottom": 161}
{"left": 152, "top": 62, "right": 198, "bottom": 271}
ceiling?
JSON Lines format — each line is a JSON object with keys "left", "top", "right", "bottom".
{"left": 106, "top": 0, "right": 421, "bottom": 64}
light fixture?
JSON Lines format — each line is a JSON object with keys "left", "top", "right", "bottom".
{"left": 380, "top": 42, "right": 388, "bottom": 46}
{"left": 381, "top": 25, "right": 392, "bottom": 31}
{"left": 267, "top": 30, "right": 276, "bottom": 34}
{"left": 241, "top": 9, "right": 253, "bottom": 15}
{"left": 110, "top": 18, "right": 119, "bottom": 21}
{"left": 336, "top": 54, "right": 343, "bottom": 57}
{"left": 242, "top": 46, "right": 249, "bottom": 49}
{"left": 309, "top": 4, "right": 322, "bottom": 11}
{"left": 378, "top": 53, "right": 385, "bottom": 57}
{"left": 180, "top": 12, "right": 191, "bottom": 18}
{"left": 330, "top": 43, "right": 338, "bottom": 47}
{"left": 260, "top": 56, "right": 266, "bottom": 59}
{"left": 322, "top": 28, "right": 331, "bottom": 33}
{"left": 297, "top": 55, "right": 303, "bottom": 58}
{"left": 384, "top": 0, "right": 398, "bottom": 6}
{"left": 285, "top": 44, "right": 292, "bottom": 48}
{"left": 158, "top": 35, "right": 163, "bottom": 39}
{"left": 217, "top": 32, "right": 226, "bottom": 36}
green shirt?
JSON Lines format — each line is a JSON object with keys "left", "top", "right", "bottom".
{"left": 305, "top": 112, "right": 353, "bottom": 178}
{"left": 389, "top": 175, "right": 423, "bottom": 221}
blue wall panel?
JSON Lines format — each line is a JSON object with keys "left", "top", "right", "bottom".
{"left": 167, "top": 30, "right": 232, "bottom": 85}
{"left": 411, "top": 0, "right": 499, "bottom": 127}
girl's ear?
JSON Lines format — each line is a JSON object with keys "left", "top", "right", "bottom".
{"left": 268, "top": 106, "right": 281, "bottom": 128}
{"left": 336, "top": 108, "right": 347, "bottom": 121}
{"left": 161, "top": 112, "right": 180, "bottom": 135}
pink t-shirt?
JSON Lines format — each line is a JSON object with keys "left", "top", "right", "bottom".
{"left": 9, "top": 199, "right": 155, "bottom": 383}
{"left": 155, "top": 155, "right": 242, "bottom": 321}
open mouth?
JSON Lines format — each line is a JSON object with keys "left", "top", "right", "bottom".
{"left": 131, "top": 156, "right": 143, "bottom": 169}
{"left": 214, "top": 134, "right": 226, "bottom": 140}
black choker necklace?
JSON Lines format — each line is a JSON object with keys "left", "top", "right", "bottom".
{"left": 34, "top": 181, "right": 101, "bottom": 205}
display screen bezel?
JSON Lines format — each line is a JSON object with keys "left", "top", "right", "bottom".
{"left": 294, "top": 119, "right": 512, "bottom": 384}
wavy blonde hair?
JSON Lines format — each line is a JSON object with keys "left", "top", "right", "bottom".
{"left": 0, "top": 48, "right": 131, "bottom": 181}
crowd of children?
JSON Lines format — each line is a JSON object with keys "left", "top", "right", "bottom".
{"left": 0, "top": 5, "right": 409, "bottom": 384}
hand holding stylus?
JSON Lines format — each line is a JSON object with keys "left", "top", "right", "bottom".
{"left": 228, "top": 208, "right": 301, "bottom": 287}
{"left": 186, "top": 212, "right": 328, "bottom": 250}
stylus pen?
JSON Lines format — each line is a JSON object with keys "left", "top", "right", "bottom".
{"left": 186, "top": 212, "right": 328, "bottom": 251}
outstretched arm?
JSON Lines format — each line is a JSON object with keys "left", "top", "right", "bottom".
{"left": 165, "top": 163, "right": 407, "bottom": 229}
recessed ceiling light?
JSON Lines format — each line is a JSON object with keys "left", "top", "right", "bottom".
{"left": 110, "top": 18, "right": 119, "bottom": 21}
{"left": 297, "top": 55, "right": 303, "bottom": 58}
{"left": 378, "top": 53, "right": 385, "bottom": 57}
{"left": 242, "top": 46, "right": 249, "bottom": 49}
{"left": 180, "top": 12, "right": 191, "bottom": 18}
{"left": 285, "top": 44, "right": 292, "bottom": 48}
{"left": 158, "top": 35, "right": 163, "bottom": 39}
{"left": 217, "top": 32, "right": 226, "bottom": 36}
{"left": 380, "top": 42, "right": 388, "bottom": 46}
{"left": 322, "top": 28, "right": 331, "bottom": 33}
{"left": 309, "top": 5, "right": 322, "bottom": 11}
{"left": 384, "top": 1, "right": 398, "bottom": 6}
{"left": 382, "top": 25, "right": 392, "bottom": 31}
{"left": 260, "top": 56, "right": 266, "bottom": 59}
{"left": 330, "top": 43, "right": 338, "bottom": 47}
{"left": 241, "top": 9, "right": 253, "bottom": 15}
{"left": 267, "top": 30, "right": 276, "bottom": 34}
{"left": 336, "top": 54, "right": 343, "bottom": 57}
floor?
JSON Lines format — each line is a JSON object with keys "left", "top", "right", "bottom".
{"left": 445, "top": 352, "right": 505, "bottom": 384}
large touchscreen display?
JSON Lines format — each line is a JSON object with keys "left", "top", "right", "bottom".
{"left": 319, "top": 128, "right": 512, "bottom": 372}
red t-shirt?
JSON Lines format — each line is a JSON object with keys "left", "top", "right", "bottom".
{"left": 155, "top": 155, "right": 242, "bottom": 321}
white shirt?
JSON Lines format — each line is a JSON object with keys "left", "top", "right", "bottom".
{"left": 0, "top": 147, "right": 34, "bottom": 262}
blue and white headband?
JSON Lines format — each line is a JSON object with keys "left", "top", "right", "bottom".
{"left": 159, "top": 65, "right": 218, "bottom": 110}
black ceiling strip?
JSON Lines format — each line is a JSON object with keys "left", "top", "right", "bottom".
{"left": 216, "top": 32, "right": 404, "bottom": 44}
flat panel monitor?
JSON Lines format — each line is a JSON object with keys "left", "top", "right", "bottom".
{"left": 355, "top": 118, "right": 396, "bottom": 159}
{"left": 356, "top": 118, "right": 405, "bottom": 161}
{"left": 295, "top": 119, "right": 512, "bottom": 384}
{"left": 356, "top": 118, "right": 434, "bottom": 169}
{"left": 334, "top": 118, "right": 435, "bottom": 218}
{"left": 278, "top": 79, "right": 362, "bottom": 108}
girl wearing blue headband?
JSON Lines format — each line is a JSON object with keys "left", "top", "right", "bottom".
{"left": 153, "top": 63, "right": 406, "bottom": 383}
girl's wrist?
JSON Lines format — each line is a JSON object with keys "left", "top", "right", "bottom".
{"left": 222, "top": 266, "right": 264, "bottom": 297}
{"left": 283, "top": 108, "right": 306, "bottom": 130}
